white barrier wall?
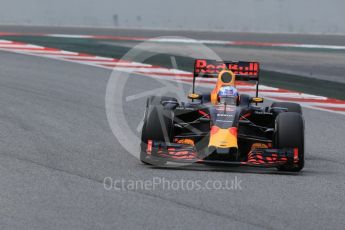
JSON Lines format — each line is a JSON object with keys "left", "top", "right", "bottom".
{"left": 0, "top": 0, "right": 344, "bottom": 34}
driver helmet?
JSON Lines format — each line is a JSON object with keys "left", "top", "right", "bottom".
{"left": 217, "top": 86, "right": 239, "bottom": 105}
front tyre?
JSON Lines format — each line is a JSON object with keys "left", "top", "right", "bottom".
{"left": 274, "top": 112, "right": 305, "bottom": 172}
{"left": 140, "top": 105, "right": 173, "bottom": 166}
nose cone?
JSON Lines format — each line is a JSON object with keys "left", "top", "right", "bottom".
{"left": 208, "top": 126, "right": 238, "bottom": 149}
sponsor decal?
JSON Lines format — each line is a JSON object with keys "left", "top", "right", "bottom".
{"left": 177, "top": 139, "right": 195, "bottom": 146}
{"left": 194, "top": 59, "right": 259, "bottom": 77}
{"left": 217, "top": 114, "right": 234, "bottom": 117}
{"left": 251, "top": 143, "right": 268, "bottom": 150}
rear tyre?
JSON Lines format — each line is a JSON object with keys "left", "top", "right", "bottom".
{"left": 147, "top": 96, "right": 178, "bottom": 110}
{"left": 271, "top": 102, "right": 302, "bottom": 114}
{"left": 140, "top": 104, "right": 174, "bottom": 166}
{"left": 239, "top": 94, "right": 251, "bottom": 107}
{"left": 274, "top": 112, "right": 304, "bottom": 172}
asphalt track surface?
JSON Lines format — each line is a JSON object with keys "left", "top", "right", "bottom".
{"left": 1, "top": 25, "right": 345, "bottom": 229}
{"left": 1, "top": 41, "right": 345, "bottom": 230}
{"left": 2, "top": 25, "right": 345, "bottom": 83}
{"left": 1, "top": 25, "right": 345, "bottom": 45}
{"left": 103, "top": 40, "right": 345, "bottom": 84}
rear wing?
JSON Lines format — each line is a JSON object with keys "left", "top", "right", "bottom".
{"left": 194, "top": 59, "right": 260, "bottom": 81}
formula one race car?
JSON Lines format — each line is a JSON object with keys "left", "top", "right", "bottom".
{"left": 140, "top": 59, "right": 304, "bottom": 172}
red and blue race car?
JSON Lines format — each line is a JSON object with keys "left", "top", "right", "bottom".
{"left": 140, "top": 59, "right": 304, "bottom": 172}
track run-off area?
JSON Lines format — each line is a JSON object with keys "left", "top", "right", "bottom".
{"left": 1, "top": 38, "right": 345, "bottom": 115}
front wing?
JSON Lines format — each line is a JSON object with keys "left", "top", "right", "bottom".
{"left": 144, "top": 141, "right": 299, "bottom": 168}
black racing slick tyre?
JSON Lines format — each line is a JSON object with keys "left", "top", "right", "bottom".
{"left": 274, "top": 112, "right": 305, "bottom": 172}
{"left": 147, "top": 96, "right": 178, "bottom": 110}
{"left": 271, "top": 102, "right": 302, "bottom": 114}
{"left": 142, "top": 106, "right": 174, "bottom": 142}
{"left": 239, "top": 94, "right": 251, "bottom": 107}
{"left": 140, "top": 103, "right": 174, "bottom": 165}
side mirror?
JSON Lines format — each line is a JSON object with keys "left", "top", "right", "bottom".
{"left": 251, "top": 97, "right": 264, "bottom": 103}
{"left": 188, "top": 93, "right": 202, "bottom": 100}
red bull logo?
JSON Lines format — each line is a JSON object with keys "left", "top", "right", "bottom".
{"left": 194, "top": 59, "right": 259, "bottom": 77}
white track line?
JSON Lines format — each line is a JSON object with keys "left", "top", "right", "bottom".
{"left": 4, "top": 33, "right": 345, "bottom": 51}
{"left": 1, "top": 39, "right": 345, "bottom": 115}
